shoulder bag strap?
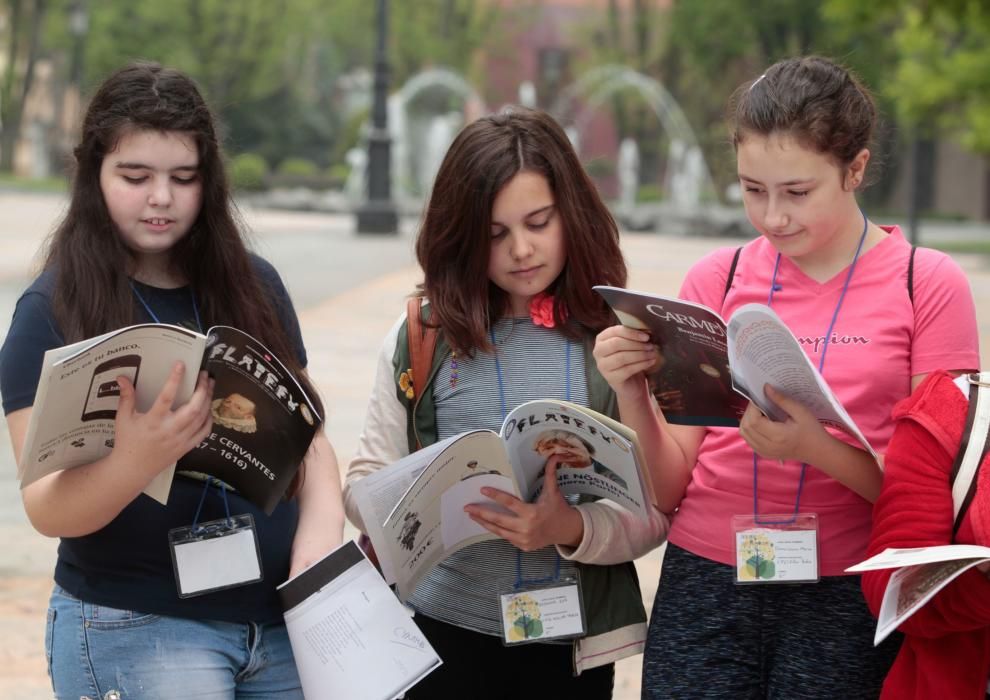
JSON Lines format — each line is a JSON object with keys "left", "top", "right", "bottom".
{"left": 950, "top": 373, "right": 990, "bottom": 536}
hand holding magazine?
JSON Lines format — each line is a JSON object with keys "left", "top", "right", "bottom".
{"left": 19, "top": 323, "right": 321, "bottom": 512}
{"left": 594, "top": 285, "right": 876, "bottom": 458}
{"left": 847, "top": 545, "right": 990, "bottom": 645}
{"left": 350, "top": 400, "right": 653, "bottom": 600}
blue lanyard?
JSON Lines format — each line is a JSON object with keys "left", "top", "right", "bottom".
{"left": 129, "top": 280, "right": 203, "bottom": 333}
{"left": 752, "top": 210, "right": 869, "bottom": 524}
{"left": 489, "top": 326, "right": 572, "bottom": 415}
{"left": 489, "top": 323, "right": 571, "bottom": 587}
{"left": 191, "top": 477, "right": 234, "bottom": 531}
{"left": 131, "top": 280, "right": 214, "bottom": 522}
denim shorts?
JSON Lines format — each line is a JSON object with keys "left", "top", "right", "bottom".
{"left": 46, "top": 584, "right": 303, "bottom": 700}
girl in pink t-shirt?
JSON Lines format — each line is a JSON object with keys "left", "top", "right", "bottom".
{"left": 595, "top": 56, "right": 979, "bottom": 698}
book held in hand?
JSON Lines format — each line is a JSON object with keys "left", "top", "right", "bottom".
{"left": 277, "top": 540, "right": 441, "bottom": 700}
{"left": 19, "top": 323, "right": 320, "bottom": 512}
{"left": 594, "top": 285, "right": 876, "bottom": 457}
{"left": 350, "top": 399, "right": 653, "bottom": 600}
{"left": 847, "top": 545, "right": 990, "bottom": 645}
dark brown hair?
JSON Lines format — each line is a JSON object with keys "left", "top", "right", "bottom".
{"left": 44, "top": 61, "right": 320, "bottom": 496}
{"left": 415, "top": 107, "right": 627, "bottom": 355}
{"left": 730, "top": 56, "right": 878, "bottom": 178}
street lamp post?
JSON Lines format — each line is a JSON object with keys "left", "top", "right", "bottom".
{"left": 356, "top": 0, "right": 398, "bottom": 235}
{"left": 69, "top": 1, "right": 89, "bottom": 91}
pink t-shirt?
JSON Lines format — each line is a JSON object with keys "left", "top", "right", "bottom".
{"left": 667, "top": 226, "right": 980, "bottom": 575}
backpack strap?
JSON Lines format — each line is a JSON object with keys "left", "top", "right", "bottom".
{"left": 723, "top": 246, "right": 743, "bottom": 303}
{"left": 723, "top": 244, "right": 915, "bottom": 304}
{"left": 950, "top": 373, "right": 990, "bottom": 536}
{"left": 406, "top": 297, "right": 438, "bottom": 450}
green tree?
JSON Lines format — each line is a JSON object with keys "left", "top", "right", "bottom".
{"left": 6, "top": 0, "right": 502, "bottom": 177}
{"left": 890, "top": 2, "right": 990, "bottom": 154}
{"left": 1, "top": 0, "right": 48, "bottom": 172}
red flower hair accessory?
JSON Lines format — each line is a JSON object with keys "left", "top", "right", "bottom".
{"left": 529, "top": 292, "right": 566, "bottom": 329}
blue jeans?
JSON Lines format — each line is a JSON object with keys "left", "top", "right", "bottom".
{"left": 46, "top": 585, "right": 303, "bottom": 699}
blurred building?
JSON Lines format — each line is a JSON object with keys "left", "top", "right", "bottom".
{"left": 887, "top": 139, "right": 990, "bottom": 221}
{"left": 480, "top": 0, "right": 673, "bottom": 199}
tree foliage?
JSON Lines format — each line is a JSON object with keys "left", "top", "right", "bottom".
{"left": 3, "top": 0, "right": 501, "bottom": 173}
{"left": 1, "top": 0, "right": 48, "bottom": 172}
{"left": 825, "top": 0, "right": 990, "bottom": 157}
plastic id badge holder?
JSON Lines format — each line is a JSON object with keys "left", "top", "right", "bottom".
{"left": 169, "top": 514, "right": 263, "bottom": 598}
{"left": 732, "top": 513, "right": 820, "bottom": 584}
{"left": 497, "top": 573, "right": 586, "bottom": 646}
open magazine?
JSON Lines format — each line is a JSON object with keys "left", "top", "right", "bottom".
{"left": 847, "top": 545, "right": 990, "bottom": 645}
{"left": 278, "top": 540, "right": 441, "bottom": 700}
{"left": 19, "top": 323, "right": 320, "bottom": 513}
{"left": 594, "top": 285, "right": 876, "bottom": 457}
{"left": 350, "top": 399, "right": 652, "bottom": 600}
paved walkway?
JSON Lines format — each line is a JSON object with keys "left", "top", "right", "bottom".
{"left": 0, "top": 192, "right": 988, "bottom": 697}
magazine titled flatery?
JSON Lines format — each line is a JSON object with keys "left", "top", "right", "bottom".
{"left": 847, "top": 545, "right": 990, "bottom": 645}
{"left": 350, "top": 399, "right": 653, "bottom": 600}
{"left": 19, "top": 323, "right": 320, "bottom": 513}
{"left": 594, "top": 285, "right": 876, "bottom": 458}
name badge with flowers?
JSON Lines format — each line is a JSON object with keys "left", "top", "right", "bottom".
{"left": 732, "top": 514, "right": 819, "bottom": 584}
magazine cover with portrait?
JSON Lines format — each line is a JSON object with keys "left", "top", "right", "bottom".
{"left": 177, "top": 326, "right": 321, "bottom": 514}
{"left": 595, "top": 286, "right": 744, "bottom": 426}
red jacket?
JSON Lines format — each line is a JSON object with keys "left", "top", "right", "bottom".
{"left": 863, "top": 371, "right": 990, "bottom": 700}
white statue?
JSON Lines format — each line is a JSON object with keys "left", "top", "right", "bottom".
{"left": 617, "top": 137, "right": 640, "bottom": 210}
{"left": 565, "top": 126, "right": 581, "bottom": 156}
{"left": 344, "top": 147, "right": 367, "bottom": 203}
{"left": 518, "top": 81, "right": 537, "bottom": 108}
{"left": 419, "top": 112, "right": 462, "bottom": 197}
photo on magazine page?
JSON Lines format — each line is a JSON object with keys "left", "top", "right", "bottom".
{"left": 177, "top": 326, "right": 321, "bottom": 514}
{"left": 594, "top": 286, "right": 745, "bottom": 426}
{"left": 18, "top": 323, "right": 204, "bottom": 504}
{"left": 501, "top": 400, "right": 650, "bottom": 520}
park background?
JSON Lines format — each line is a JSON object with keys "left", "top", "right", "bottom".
{"left": 2, "top": 0, "right": 989, "bottom": 697}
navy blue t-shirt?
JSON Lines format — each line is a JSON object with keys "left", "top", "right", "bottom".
{"left": 0, "top": 255, "right": 308, "bottom": 623}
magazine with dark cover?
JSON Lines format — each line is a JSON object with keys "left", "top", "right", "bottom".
{"left": 277, "top": 540, "right": 441, "bottom": 700}
{"left": 19, "top": 323, "right": 320, "bottom": 513}
{"left": 349, "top": 399, "right": 653, "bottom": 600}
{"left": 593, "top": 285, "right": 876, "bottom": 457}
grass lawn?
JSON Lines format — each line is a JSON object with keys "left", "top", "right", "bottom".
{"left": 930, "top": 240, "right": 990, "bottom": 256}
{"left": 0, "top": 173, "right": 67, "bottom": 193}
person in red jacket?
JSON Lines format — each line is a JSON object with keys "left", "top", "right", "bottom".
{"left": 863, "top": 371, "right": 990, "bottom": 700}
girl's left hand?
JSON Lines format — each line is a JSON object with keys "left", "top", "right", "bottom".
{"left": 464, "top": 458, "right": 583, "bottom": 551}
{"left": 739, "top": 384, "right": 827, "bottom": 464}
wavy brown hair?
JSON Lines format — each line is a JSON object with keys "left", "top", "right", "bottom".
{"left": 44, "top": 61, "right": 320, "bottom": 496}
{"left": 729, "top": 55, "right": 879, "bottom": 185}
{"left": 415, "top": 107, "right": 627, "bottom": 355}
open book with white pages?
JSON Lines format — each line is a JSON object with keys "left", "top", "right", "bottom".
{"left": 277, "top": 540, "right": 441, "bottom": 700}
{"left": 349, "top": 399, "right": 653, "bottom": 600}
{"left": 847, "top": 545, "right": 990, "bottom": 645}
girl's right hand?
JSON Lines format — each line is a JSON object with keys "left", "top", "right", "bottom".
{"left": 593, "top": 325, "right": 660, "bottom": 400}
{"left": 113, "top": 362, "right": 214, "bottom": 475}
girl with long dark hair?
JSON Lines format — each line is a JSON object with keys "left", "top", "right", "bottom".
{"left": 0, "top": 62, "right": 343, "bottom": 698}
